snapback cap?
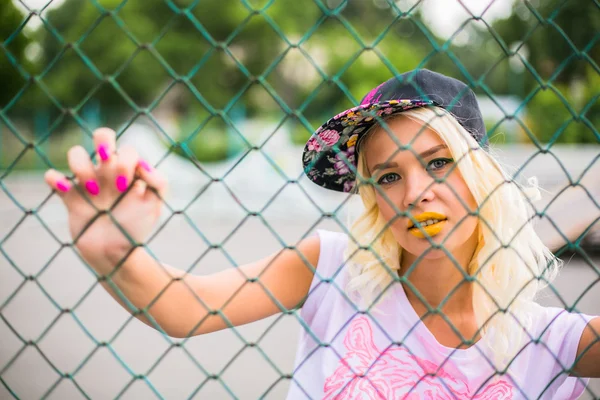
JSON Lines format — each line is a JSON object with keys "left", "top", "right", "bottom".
{"left": 302, "top": 68, "right": 488, "bottom": 193}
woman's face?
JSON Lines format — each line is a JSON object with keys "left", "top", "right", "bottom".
{"left": 363, "top": 115, "right": 479, "bottom": 260}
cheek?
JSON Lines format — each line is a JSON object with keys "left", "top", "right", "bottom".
{"left": 444, "top": 176, "right": 479, "bottom": 233}
{"left": 376, "top": 196, "right": 395, "bottom": 221}
{"left": 448, "top": 170, "right": 477, "bottom": 207}
{"left": 456, "top": 182, "right": 478, "bottom": 214}
{"left": 375, "top": 194, "right": 408, "bottom": 235}
{"left": 375, "top": 188, "right": 403, "bottom": 218}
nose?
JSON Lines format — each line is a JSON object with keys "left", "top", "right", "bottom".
{"left": 403, "top": 171, "right": 435, "bottom": 209}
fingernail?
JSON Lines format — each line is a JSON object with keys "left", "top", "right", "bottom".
{"left": 98, "top": 143, "right": 110, "bottom": 161}
{"left": 85, "top": 179, "right": 100, "bottom": 196}
{"left": 139, "top": 160, "right": 152, "bottom": 172}
{"left": 56, "top": 180, "right": 71, "bottom": 192}
{"left": 116, "top": 175, "right": 128, "bottom": 192}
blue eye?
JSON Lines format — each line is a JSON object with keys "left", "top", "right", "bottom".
{"left": 376, "top": 158, "right": 453, "bottom": 186}
{"left": 377, "top": 173, "right": 400, "bottom": 185}
{"left": 427, "top": 158, "right": 453, "bottom": 172}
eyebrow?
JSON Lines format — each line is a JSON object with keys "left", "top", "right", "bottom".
{"left": 371, "top": 144, "right": 449, "bottom": 172}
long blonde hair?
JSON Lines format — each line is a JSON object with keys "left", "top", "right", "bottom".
{"left": 342, "top": 106, "right": 560, "bottom": 368}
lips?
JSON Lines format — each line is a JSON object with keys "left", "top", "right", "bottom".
{"left": 407, "top": 212, "right": 447, "bottom": 229}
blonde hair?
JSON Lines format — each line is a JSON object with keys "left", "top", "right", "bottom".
{"left": 342, "top": 106, "right": 560, "bottom": 370}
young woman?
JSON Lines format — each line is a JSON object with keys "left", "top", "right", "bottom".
{"left": 44, "top": 69, "right": 599, "bottom": 399}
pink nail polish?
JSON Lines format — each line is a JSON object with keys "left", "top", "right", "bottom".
{"left": 85, "top": 179, "right": 100, "bottom": 196}
{"left": 56, "top": 180, "right": 70, "bottom": 192}
{"left": 139, "top": 160, "right": 152, "bottom": 172}
{"left": 98, "top": 144, "right": 110, "bottom": 161}
{"left": 116, "top": 175, "right": 128, "bottom": 192}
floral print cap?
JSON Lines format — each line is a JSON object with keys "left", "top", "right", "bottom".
{"left": 302, "top": 69, "right": 489, "bottom": 194}
{"left": 302, "top": 99, "right": 434, "bottom": 194}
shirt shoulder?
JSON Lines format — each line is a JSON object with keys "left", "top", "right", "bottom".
{"left": 527, "top": 302, "right": 594, "bottom": 363}
{"left": 312, "top": 229, "right": 349, "bottom": 280}
{"left": 529, "top": 302, "right": 595, "bottom": 340}
{"left": 524, "top": 302, "right": 595, "bottom": 399}
{"left": 298, "top": 229, "right": 349, "bottom": 324}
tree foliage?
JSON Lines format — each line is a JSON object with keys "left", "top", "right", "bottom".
{"left": 2, "top": 0, "right": 598, "bottom": 147}
{"left": 0, "top": 1, "right": 34, "bottom": 108}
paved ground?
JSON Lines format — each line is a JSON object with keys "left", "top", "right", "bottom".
{"left": 1, "top": 165, "right": 599, "bottom": 399}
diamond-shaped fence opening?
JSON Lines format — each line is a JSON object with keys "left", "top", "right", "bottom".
{"left": 79, "top": 16, "right": 139, "bottom": 76}
{"left": 1, "top": 0, "right": 599, "bottom": 398}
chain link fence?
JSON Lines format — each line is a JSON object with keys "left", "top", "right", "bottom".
{"left": 1, "top": 0, "right": 599, "bottom": 398}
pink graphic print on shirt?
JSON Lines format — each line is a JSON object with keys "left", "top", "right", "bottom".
{"left": 323, "top": 316, "right": 513, "bottom": 399}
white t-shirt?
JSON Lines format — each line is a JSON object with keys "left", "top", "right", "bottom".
{"left": 287, "top": 229, "right": 595, "bottom": 399}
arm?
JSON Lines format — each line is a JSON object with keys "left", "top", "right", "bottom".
{"left": 45, "top": 128, "right": 322, "bottom": 339}
{"left": 572, "top": 317, "right": 600, "bottom": 378}
{"left": 101, "top": 234, "right": 321, "bottom": 338}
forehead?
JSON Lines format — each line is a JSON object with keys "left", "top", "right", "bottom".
{"left": 364, "top": 116, "right": 445, "bottom": 165}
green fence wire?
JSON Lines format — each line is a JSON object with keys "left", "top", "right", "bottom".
{"left": 1, "top": 0, "right": 599, "bottom": 398}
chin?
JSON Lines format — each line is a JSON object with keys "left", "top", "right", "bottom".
{"left": 404, "top": 241, "right": 452, "bottom": 258}
{"left": 399, "top": 226, "right": 469, "bottom": 256}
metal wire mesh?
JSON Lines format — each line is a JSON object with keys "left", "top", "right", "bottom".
{"left": 1, "top": 0, "right": 599, "bottom": 398}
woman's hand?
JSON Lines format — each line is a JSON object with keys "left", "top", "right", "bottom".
{"left": 43, "top": 127, "right": 168, "bottom": 275}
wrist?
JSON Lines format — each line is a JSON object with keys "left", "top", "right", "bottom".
{"left": 81, "top": 243, "right": 143, "bottom": 278}
{"left": 104, "top": 243, "right": 145, "bottom": 270}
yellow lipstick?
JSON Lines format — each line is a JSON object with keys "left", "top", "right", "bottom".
{"left": 407, "top": 212, "right": 447, "bottom": 238}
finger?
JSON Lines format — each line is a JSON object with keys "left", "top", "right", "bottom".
{"left": 114, "top": 144, "right": 140, "bottom": 193}
{"left": 44, "top": 169, "right": 72, "bottom": 197}
{"left": 68, "top": 145, "right": 100, "bottom": 197}
{"left": 92, "top": 127, "right": 117, "bottom": 166}
{"left": 136, "top": 159, "right": 169, "bottom": 199}
{"left": 131, "top": 179, "right": 148, "bottom": 197}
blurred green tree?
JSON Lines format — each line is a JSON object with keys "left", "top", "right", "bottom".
{"left": 491, "top": 0, "right": 599, "bottom": 88}
{"left": 14, "top": 0, "right": 450, "bottom": 162}
{"left": 489, "top": 0, "right": 600, "bottom": 144}
{"left": 0, "top": 1, "right": 34, "bottom": 108}
{"left": 6, "top": 0, "right": 598, "bottom": 155}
